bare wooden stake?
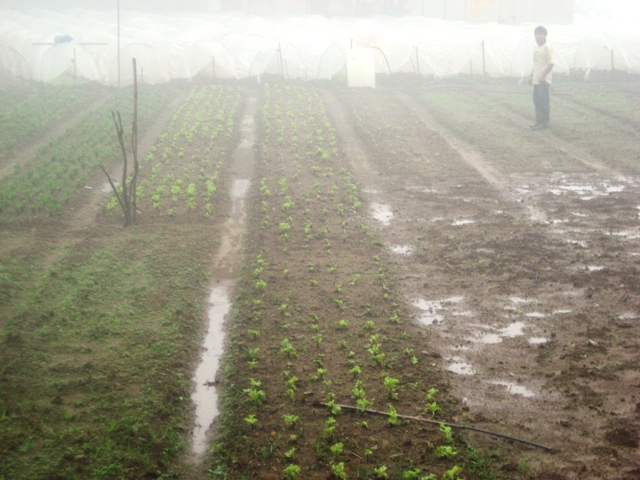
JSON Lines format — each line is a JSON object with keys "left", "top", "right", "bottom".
{"left": 102, "top": 58, "right": 139, "bottom": 227}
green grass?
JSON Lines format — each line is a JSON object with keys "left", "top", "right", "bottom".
{"left": 0, "top": 223, "right": 216, "bottom": 479}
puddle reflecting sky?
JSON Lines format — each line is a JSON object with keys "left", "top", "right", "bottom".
{"left": 491, "top": 380, "right": 535, "bottom": 398}
{"left": 451, "top": 219, "right": 475, "bottom": 226}
{"left": 413, "top": 296, "right": 464, "bottom": 326}
{"left": 371, "top": 202, "right": 393, "bottom": 225}
{"left": 191, "top": 282, "right": 232, "bottom": 456}
{"left": 473, "top": 321, "right": 526, "bottom": 344}
{"left": 446, "top": 357, "right": 475, "bottom": 375}
{"left": 390, "top": 245, "right": 412, "bottom": 255}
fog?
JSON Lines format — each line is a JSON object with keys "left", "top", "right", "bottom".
{"left": 2, "top": 0, "right": 639, "bottom": 84}
{"left": 575, "top": 0, "right": 640, "bottom": 18}
{"left": 3, "top": 1, "right": 640, "bottom": 25}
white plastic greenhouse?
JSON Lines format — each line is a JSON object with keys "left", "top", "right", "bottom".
{"left": 1, "top": 8, "right": 639, "bottom": 85}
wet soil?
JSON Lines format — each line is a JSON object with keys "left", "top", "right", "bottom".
{"left": 2, "top": 80, "right": 638, "bottom": 480}
{"left": 323, "top": 82, "right": 640, "bottom": 479}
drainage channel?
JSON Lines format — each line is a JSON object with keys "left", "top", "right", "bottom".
{"left": 189, "top": 94, "right": 256, "bottom": 460}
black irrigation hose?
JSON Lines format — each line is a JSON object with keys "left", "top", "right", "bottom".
{"left": 315, "top": 402, "right": 553, "bottom": 452}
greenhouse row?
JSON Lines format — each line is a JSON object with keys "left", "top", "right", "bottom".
{"left": 1, "top": 9, "right": 639, "bottom": 85}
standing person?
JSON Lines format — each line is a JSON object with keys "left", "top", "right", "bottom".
{"left": 529, "top": 26, "right": 554, "bottom": 130}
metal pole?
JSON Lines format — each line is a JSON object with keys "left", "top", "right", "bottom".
{"left": 482, "top": 40, "right": 486, "bottom": 76}
{"left": 415, "top": 46, "right": 420, "bottom": 75}
{"left": 117, "top": 0, "right": 121, "bottom": 88}
{"left": 611, "top": 50, "right": 614, "bottom": 71}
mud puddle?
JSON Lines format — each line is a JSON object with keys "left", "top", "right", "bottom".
{"left": 191, "top": 282, "right": 232, "bottom": 456}
{"left": 189, "top": 95, "right": 256, "bottom": 460}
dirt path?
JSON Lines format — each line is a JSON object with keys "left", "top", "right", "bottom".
{"left": 326, "top": 86, "right": 640, "bottom": 479}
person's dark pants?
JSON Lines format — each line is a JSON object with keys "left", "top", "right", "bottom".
{"left": 532, "top": 83, "right": 550, "bottom": 126}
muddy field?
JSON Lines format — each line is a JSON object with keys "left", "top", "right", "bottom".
{"left": 0, "top": 79, "right": 639, "bottom": 480}
{"left": 325, "top": 81, "right": 640, "bottom": 479}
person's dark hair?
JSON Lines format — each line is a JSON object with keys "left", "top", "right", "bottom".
{"left": 534, "top": 26, "right": 547, "bottom": 35}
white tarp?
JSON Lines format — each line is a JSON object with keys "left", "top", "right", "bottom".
{"left": 1, "top": 9, "right": 638, "bottom": 84}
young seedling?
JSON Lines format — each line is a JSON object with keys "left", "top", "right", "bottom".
{"left": 440, "top": 422, "right": 453, "bottom": 444}
{"left": 286, "top": 376, "right": 299, "bottom": 390}
{"left": 280, "top": 338, "right": 298, "bottom": 358}
{"left": 281, "top": 196, "right": 295, "bottom": 212}
{"left": 426, "top": 401, "right": 442, "bottom": 417}
{"left": 442, "top": 465, "right": 463, "bottom": 480}
{"left": 325, "top": 399, "right": 342, "bottom": 415}
{"left": 435, "top": 445, "right": 458, "bottom": 458}
{"left": 373, "top": 465, "right": 389, "bottom": 479}
{"left": 323, "top": 417, "right": 336, "bottom": 439}
{"left": 383, "top": 376, "right": 399, "bottom": 400}
{"left": 310, "top": 367, "right": 326, "bottom": 381}
{"left": 246, "top": 347, "right": 259, "bottom": 360}
{"left": 331, "top": 462, "right": 348, "bottom": 480}
{"left": 282, "top": 414, "right": 299, "bottom": 428}
{"left": 286, "top": 388, "right": 296, "bottom": 402}
{"left": 335, "top": 319, "right": 350, "bottom": 330}
{"left": 244, "top": 387, "right": 265, "bottom": 405}
{"left": 356, "top": 397, "right": 373, "bottom": 412}
{"left": 426, "top": 388, "right": 438, "bottom": 401}
{"left": 401, "top": 468, "right": 427, "bottom": 479}
{"left": 330, "top": 442, "right": 344, "bottom": 457}
{"left": 279, "top": 178, "right": 288, "bottom": 194}
{"left": 388, "top": 404, "right": 398, "bottom": 426}
{"left": 279, "top": 222, "right": 291, "bottom": 238}
{"left": 282, "top": 464, "right": 301, "bottom": 479}
{"left": 244, "top": 414, "right": 258, "bottom": 428}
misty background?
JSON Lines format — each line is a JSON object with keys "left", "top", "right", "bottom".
{"left": 1, "top": 0, "right": 638, "bottom": 85}
{"left": 1, "top": 1, "right": 639, "bottom": 23}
